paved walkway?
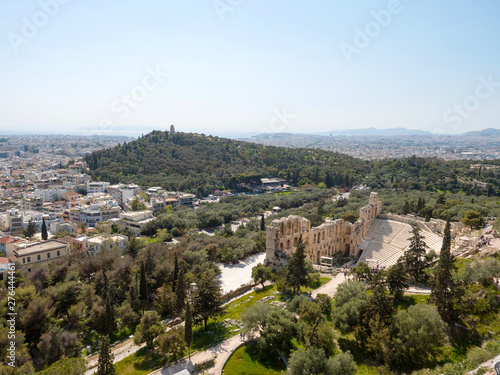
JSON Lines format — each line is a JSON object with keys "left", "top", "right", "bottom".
{"left": 150, "top": 275, "right": 348, "bottom": 375}
{"left": 149, "top": 334, "right": 247, "bottom": 375}
{"left": 111, "top": 271, "right": 428, "bottom": 375}
{"left": 311, "top": 272, "right": 345, "bottom": 298}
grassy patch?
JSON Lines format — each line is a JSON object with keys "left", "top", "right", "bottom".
{"left": 223, "top": 284, "right": 278, "bottom": 321}
{"left": 337, "top": 336, "right": 382, "bottom": 375}
{"left": 395, "top": 294, "right": 429, "bottom": 310}
{"left": 192, "top": 285, "right": 279, "bottom": 350}
{"left": 114, "top": 347, "right": 166, "bottom": 375}
{"left": 222, "top": 342, "right": 286, "bottom": 375}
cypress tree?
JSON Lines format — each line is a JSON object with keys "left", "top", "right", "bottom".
{"left": 175, "top": 269, "right": 186, "bottom": 313}
{"left": 185, "top": 300, "right": 193, "bottom": 359}
{"left": 430, "top": 220, "right": 462, "bottom": 321}
{"left": 403, "top": 201, "right": 410, "bottom": 215}
{"left": 139, "top": 261, "right": 148, "bottom": 306}
{"left": 103, "top": 271, "right": 115, "bottom": 333}
{"left": 260, "top": 214, "right": 265, "bottom": 231}
{"left": 129, "top": 275, "right": 139, "bottom": 312}
{"left": 173, "top": 254, "right": 179, "bottom": 291}
{"left": 97, "top": 335, "right": 117, "bottom": 375}
{"left": 41, "top": 218, "right": 48, "bottom": 240}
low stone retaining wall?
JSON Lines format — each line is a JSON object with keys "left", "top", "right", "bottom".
{"left": 222, "top": 282, "right": 256, "bottom": 303}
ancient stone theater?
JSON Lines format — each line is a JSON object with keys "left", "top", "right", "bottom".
{"left": 265, "top": 192, "right": 382, "bottom": 269}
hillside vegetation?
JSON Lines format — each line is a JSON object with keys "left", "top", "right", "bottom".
{"left": 85, "top": 131, "right": 370, "bottom": 195}
{"left": 86, "top": 131, "right": 500, "bottom": 199}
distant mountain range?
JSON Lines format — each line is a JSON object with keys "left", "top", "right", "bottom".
{"left": 250, "top": 127, "right": 500, "bottom": 138}
{"left": 316, "top": 127, "right": 433, "bottom": 137}
{"left": 462, "top": 128, "right": 500, "bottom": 137}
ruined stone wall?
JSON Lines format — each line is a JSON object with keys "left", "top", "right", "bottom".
{"left": 265, "top": 192, "right": 382, "bottom": 269}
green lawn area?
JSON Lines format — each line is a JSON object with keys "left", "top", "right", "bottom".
{"left": 222, "top": 343, "right": 286, "bottom": 375}
{"left": 192, "top": 284, "right": 279, "bottom": 350}
{"left": 395, "top": 294, "right": 429, "bottom": 310}
{"left": 115, "top": 280, "right": 332, "bottom": 373}
{"left": 114, "top": 347, "right": 166, "bottom": 375}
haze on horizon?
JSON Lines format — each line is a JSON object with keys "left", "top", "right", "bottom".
{"left": 1, "top": 1, "right": 500, "bottom": 137}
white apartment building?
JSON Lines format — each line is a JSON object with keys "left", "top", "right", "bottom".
{"left": 83, "top": 234, "right": 128, "bottom": 256}
{"left": 108, "top": 183, "right": 141, "bottom": 207}
{"left": 35, "top": 187, "right": 67, "bottom": 202}
{"left": 86, "top": 181, "right": 110, "bottom": 194}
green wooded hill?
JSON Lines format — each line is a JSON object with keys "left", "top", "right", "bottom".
{"left": 85, "top": 131, "right": 370, "bottom": 196}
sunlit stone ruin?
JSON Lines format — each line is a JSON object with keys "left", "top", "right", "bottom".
{"left": 265, "top": 192, "right": 444, "bottom": 270}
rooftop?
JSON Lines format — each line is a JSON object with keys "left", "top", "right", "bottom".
{"left": 14, "top": 240, "right": 68, "bottom": 257}
{"left": 84, "top": 234, "right": 128, "bottom": 244}
{"left": 0, "top": 236, "right": 24, "bottom": 244}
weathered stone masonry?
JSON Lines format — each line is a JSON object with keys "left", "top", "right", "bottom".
{"left": 265, "top": 192, "right": 382, "bottom": 269}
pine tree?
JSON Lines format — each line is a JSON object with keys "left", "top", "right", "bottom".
{"left": 184, "top": 300, "right": 193, "bottom": 359}
{"left": 404, "top": 226, "right": 428, "bottom": 282}
{"left": 41, "top": 218, "right": 48, "bottom": 240}
{"left": 97, "top": 335, "right": 117, "bottom": 375}
{"left": 286, "top": 234, "right": 308, "bottom": 294}
{"left": 139, "top": 261, "right": 148, "bottom": 308}
{"left": 193, "top": 270, "right": 224, "bottom": 330}
{"left": 24, "top": 218, "right": 38, "bottom": 239}
{"left": 125, "top": 237, "right": 139, "bottom": 258}
{"left": 386, "top": 259, "right": 409, "bottom": 299}
{"left": 429, "top": 220, "right": 462, "bottom": 321}
{"left": 175, "top": 269, "right": 186, "bottom": 313}
{"left": 173, "top": 254, "right": 179, "bottom": 291}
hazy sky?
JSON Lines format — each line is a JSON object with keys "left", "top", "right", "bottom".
{"left": 1, "top": 1, "right": 500, "bottom": 137}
